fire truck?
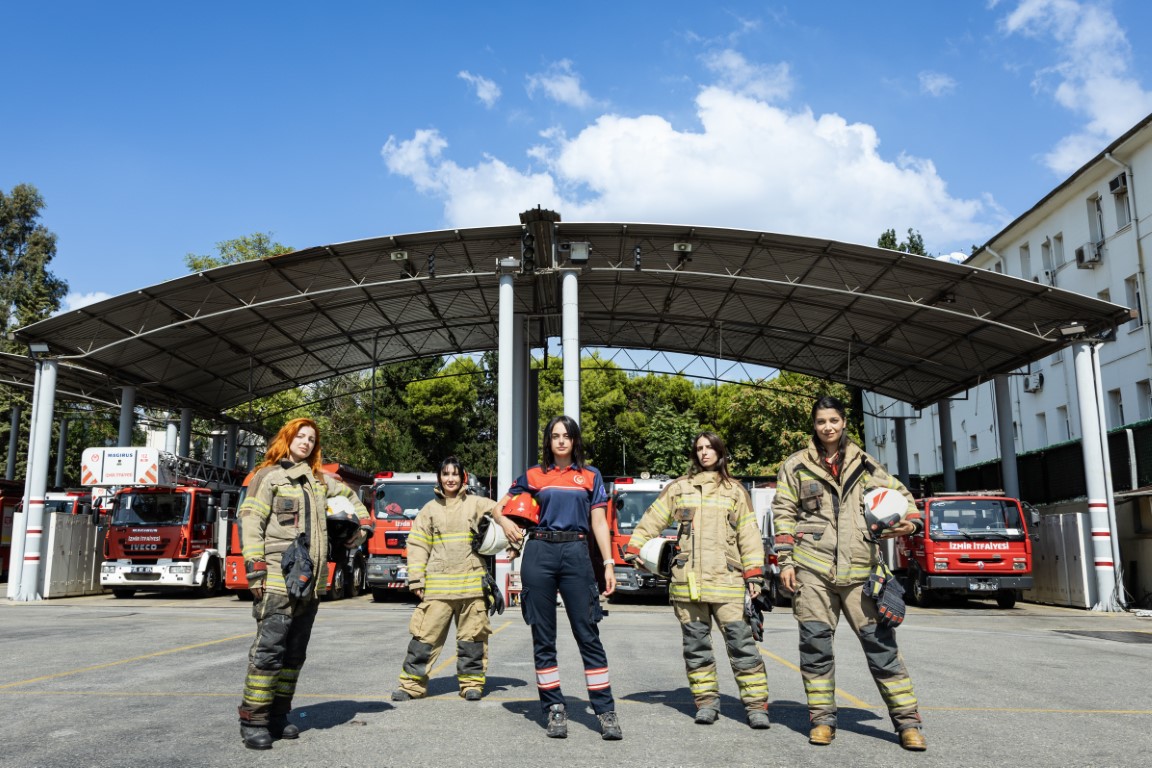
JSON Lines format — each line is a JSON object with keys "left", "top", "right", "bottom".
{"left": 893, "top": 491, "right": 1036, "bottom": 609}
{"left": 606, "top": 475, "right": 677, "bottom": 597}
{"left": 223, "top": 462, "right": 374, "bottom": 601}
{"left": 746, "top": 482, "right": 785, "bottom": 606}
{"left": 44, "top": 490, "right": 92, "bottom": 517}
{"left": 365, "top": 471, "right": 439, "bottom": 601}
{"left": 86, "top": 448, "right": 244, "bottom": 598}
{"left": 1, "top": 478, "right": 24, "bottom": 581}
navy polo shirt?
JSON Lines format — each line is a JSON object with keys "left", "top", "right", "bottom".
{"left": 508, "top": 464, "right": 608, "bottom": 532}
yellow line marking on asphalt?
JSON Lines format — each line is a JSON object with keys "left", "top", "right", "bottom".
{"left": 0, "top": 633, "right": 251, "bottom": 690}
{"left": 427, "top": 618, "right": 515, "bottom": 678}
{"left": 759, "top": 647, "right": 871, "bottom": 708}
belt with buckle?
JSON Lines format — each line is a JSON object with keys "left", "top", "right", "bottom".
{"left": 528, "top": 530, "right": 587, "bottom": 543}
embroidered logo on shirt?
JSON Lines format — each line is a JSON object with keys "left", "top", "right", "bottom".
{"left": 573, "top": 473, "right": 586, "bottom": 485}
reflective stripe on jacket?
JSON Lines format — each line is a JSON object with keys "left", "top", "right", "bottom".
{"left": 406, "top": 490, "right": 497, "bottom": 599}
{"left": 772, "top": 440, "right": 914, "bottom": 584}
{"left": 626, "top": 471, "right": 763, "bottom": 603}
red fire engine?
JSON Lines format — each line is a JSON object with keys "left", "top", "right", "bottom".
{"left": 223, "top": 462, "right": 373, "bottom": 601}
{"left": 894, "top": 491, "right": 1036, "bottom": 609}
{"left": 364, "top": 471, "right": 438, "bottom": 601}
{"left": 88, "top": 448, "right": 245, "bottom": 598}
{"left": 605, "top": 475, "right": 676, "bottom": 597}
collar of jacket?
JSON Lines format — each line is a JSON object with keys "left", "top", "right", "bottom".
{"left": 278, "top": 460, "right": 314, "bottom": 482}
{"left": 803, "top": 440, "right": 867, "bottom": 482}
{"left": 687, "top": 470, "right": 722, "bottom": 494}
{"left": 434, "top": 485, "right": 469, "bottom": 502}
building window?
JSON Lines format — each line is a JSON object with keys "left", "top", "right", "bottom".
{"left": 1089, "top": 196, "right": 1105, "bottom": 245}
{"left": 1108, "top": 389, "right": 1124, "bottom": 427}
{"left": 1125, "top": 275, "right": 1144, "bottom": 328}
{"left": 913, "top": 453, "right": 920, "bottom": 474}
{"left": 1019, "top": 243, "right": 1032, "bottom": 280}
{"left": 1057, "top": 405, "right": 1070, "bottom": 440}
{"left": 1054, "top": 233, "right": 1065, "bottom": 266}
{"left": 1052, "top": 348, "right": 1063, "bottom": 364}
{"left": 1041, "top": 238, "right": 1054, "bottom": 284}
{"left": 1111, "top": 172, "right": 1132, "bottom": 228}
{"left": 1037, "top": 412, "right": 1049, "bottom": 446}
{"left": 991, "top": 260, "right": 1003, "bottom": 273}
{"left": 1137, "top": 380, "right": 1152, "bottom": 420}
{"left": 969, "top": 434, "right": 979, "bottom": 452}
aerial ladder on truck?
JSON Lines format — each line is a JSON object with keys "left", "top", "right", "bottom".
{"left": 84, "top": 447, "right": 245, "bottom": 598}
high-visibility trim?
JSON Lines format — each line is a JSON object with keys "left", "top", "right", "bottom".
{"left": 584, "top": 666, "right": 611, "bottom": 691}
{"left": 536, "top": 666, "right": 561, "bottom": 690}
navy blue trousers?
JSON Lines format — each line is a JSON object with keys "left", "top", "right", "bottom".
{"left": 520, "top": 538, "right": 614, "bottom": 714}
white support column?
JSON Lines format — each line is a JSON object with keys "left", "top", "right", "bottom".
{"left": 937, "top": 399, "right": 956, "bottom": 492}
{"left": 1073, "top": 341, "right": 1122, "bottom": 611}
{"left": 993, "top": 374, "right": 1020, "bottom": 500}
{"left": 1091, "top": 343, "right": 1125, "bottom": 607}
{"left": 179, "top": 408, "right": 193, "bottom": 457}
{"left": 497, "top": 274, "right": 515, "bottom": 494}
{"left": 13, "top": 359, "right": 58, "bottom": 601}
{"left": 561, "top": 269, "right": 580, "bottom": 421}
{"left": 118, "top": 386, "right": 136, "bottom": 447}
{"left": 165, "top": 421, "right": 178, "bottom": 455}
{"left": 511, "top": 314, "right": 528, "bottom": 477}
{"left": 6, "top": 405, "right": 20, "bottom": 480}
{"left": 6, "top": 365, "right": 41, "bottom": 599}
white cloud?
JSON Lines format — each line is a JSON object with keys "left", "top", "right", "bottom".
{"left": 57, "top": 291, "right": 112, "bottom": 314}
{"left": 458, "top": 70, "right": 501, "bottom": 108}
{"left": 382, "top": 84, "right": 1001, "bottom": 253}
{"left": 702, "top": 49, "right": 792, "bottom": 102}
{"left": 999, "top": 0, "right": 1152, "bottom": 173}
{"left": 919, "top": 71, "right": 957, "bottom": 97}
{"left": 526, "top": 60, "right": 599, "bottom": 109}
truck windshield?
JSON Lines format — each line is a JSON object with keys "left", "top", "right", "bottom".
{"left": 927, "top": 499, "right": 1026, "bottom": 540}
{"left": 613, "top": 490, "right": 663, "bottom": 533}
{"left": 110, "top": 492, "right": 188, "bottom": 526}
{"left": 374, "top": 483, "right": 436, "bottom": 520}
{"left": 43, "top": 499, "right": 76, "bottom": 515}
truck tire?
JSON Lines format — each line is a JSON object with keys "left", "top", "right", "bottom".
{"left": 198, "top": 561, "right": 221, "bottom": 597}
{"left": 908, "top": 574, "right": 933, "bottom": 608}
{"left": 995, "top": 589, "right": 1017, "bottom": 609}
{"left": 325, "top": 567, "right": 346, "bottom": 602}
{"left": 348, "top": 557, "right": 365, "bottom": 598}
{"left": 371, "top": 588, "right": 389, "bottom": 603}
{"left": 112, "top": 588, "right": 136, "bottom": 599}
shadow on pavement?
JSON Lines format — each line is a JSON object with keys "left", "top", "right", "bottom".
{"left": 289, "top": 699, "right": 391, "bottom": 731}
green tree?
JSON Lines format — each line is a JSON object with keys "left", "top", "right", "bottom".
{"left": 643, "top": 403, "right": 698, "bottom": 476}
{"left": 184, "top": 232, "right": 291, "bottom": 271}
{"left": 878, "top": 227, "right": 928, "bottom": 256}
{"left": 0, "top": 184, "right": 68, "bottom": 355}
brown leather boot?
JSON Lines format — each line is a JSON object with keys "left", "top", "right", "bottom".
{"left": 900, "top": 727, "right": 928, "bottom": 751}
{"left": 809, "top": 724, "right": 835, "bottom": 745}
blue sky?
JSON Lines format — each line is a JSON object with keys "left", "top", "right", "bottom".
{"left": 4, "top": 0, "right": 1151, "bottom": 314}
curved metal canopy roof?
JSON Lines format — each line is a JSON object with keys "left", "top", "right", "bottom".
{"left": 15, "top": 219, "right": 1131, "bottom": 414}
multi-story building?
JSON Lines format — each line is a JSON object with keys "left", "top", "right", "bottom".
{"left": 864, "top": 112, "right": 1152, "bottom": 605}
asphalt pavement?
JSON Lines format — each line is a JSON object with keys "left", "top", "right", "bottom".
{"left": 0, "top": 591, "right": 1149, "bottom": 768}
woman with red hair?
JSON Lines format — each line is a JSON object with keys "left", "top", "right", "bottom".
{"left": 235, "top": 418, "right": 371, "bottom": 750}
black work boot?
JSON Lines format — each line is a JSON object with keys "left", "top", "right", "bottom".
{"left": 240, "top": 724, "right": 273, "bottom": 750}
{"left": 269, "top": 714, "right": 300, "bottom": 740}
{"left": 545, "top": 704, "right": 568, "bottom": 738}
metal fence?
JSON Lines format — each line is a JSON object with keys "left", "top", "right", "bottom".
{"left": 916, "top": 418, "right": 1152, "bottom": 504}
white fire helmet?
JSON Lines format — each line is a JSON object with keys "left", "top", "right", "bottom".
{"left": 638, "top": 537, "right": 676, "bottom": 578}
{"left": 474, "top": 515, "right": 510, "bottom": 556}
{"left": 326, "top": 495, "right": 363, "bottom": 541}
{"left": 862, "top": 488, "right": 906, "bottom": 531}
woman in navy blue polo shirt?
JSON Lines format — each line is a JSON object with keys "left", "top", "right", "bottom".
{"left": 493, "top": 414, "right": 622, "bottom": 741}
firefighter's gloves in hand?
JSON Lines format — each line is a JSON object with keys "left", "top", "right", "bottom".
{"left": 245, "top": 559, "right": 267, "bottom": 586}
{"left": 866, "top": 563, "right": 906, "bottom": 628}
{"left": 281, "top": 536, "right": 315, "bottom": 599}
{"left": 745, "top": 578, "right": 763, "bottom": 600}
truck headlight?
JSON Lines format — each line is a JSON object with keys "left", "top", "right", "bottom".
{"left": 934, "top": 560, "right": 948, "bottom": 571}
{"left": 101, "top": 565, "right": 116, "bottom": 574}
{"left": 171, "top": 565, "right": 192, "bottom": 574}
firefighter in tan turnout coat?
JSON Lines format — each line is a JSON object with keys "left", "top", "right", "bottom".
{"left": 773, "top": 396, "right": 927, "bottom": 751}
{"left": 392, "top": 457, "right": 498, "bottom": 701}
{"left": 626, "top": 431, "right": 771, "bottom": 729}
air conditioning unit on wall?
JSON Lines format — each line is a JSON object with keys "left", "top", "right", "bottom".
{"left": 1023, "top": 372, "right": 1044, "bottom": 393}
{"left": 1075, "top": 242, "right": 1103, "bottom": 268}
{"left": 1110, "top": 173, "right": 1128, "bottom": 194}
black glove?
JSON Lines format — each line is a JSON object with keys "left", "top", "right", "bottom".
{"left": 245, "top": 560, "right": 267, "bottom": 587}
{"left": 744, "top": 593, "right": 764, "bottom": 642}
{"left": 876, "top": 577, "right": 907, "bottom": 628}
{"left": 281, "top": 535, "right": 315, "bottom": 599}
{"left": 483, "top": 572, "right": 505, "bottom": 616}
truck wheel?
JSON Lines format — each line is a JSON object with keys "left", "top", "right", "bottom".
{"left": 348, "top": 559, "right": 365, "bottom": 598}
{"left": 112, "top": 588, "right": 136, "bottom": 599}
{"left": 198, "top": 561, "right": 221, "bottom": 597}
{"left": 995, "top": 590, "right": 1017, "bottom": 609}
{"left": 325, "top": 567, "right": 345, "bottom": 601}
{"left": 910, "top": 575, "right": 933, "bottom": 607}
{"left": 371, "top": 588, "right": 389, "bottom": 603}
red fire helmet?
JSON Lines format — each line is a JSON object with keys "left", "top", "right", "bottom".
{"left": 503, "top": 493, "right": 540, "bottom": 527}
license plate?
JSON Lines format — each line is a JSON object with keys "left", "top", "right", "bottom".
{"left": 968, "top": 580, "right": 998, "bottom": 591}
{"left": 131, "top": 566, "right": 154, "bottom": 574}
